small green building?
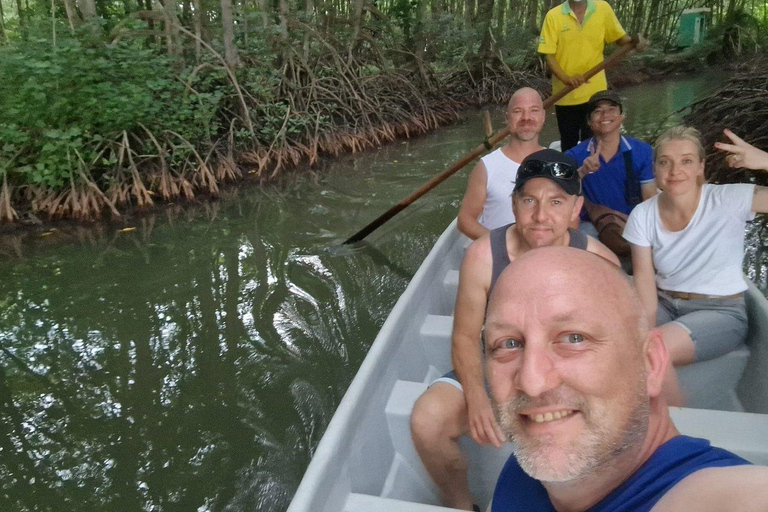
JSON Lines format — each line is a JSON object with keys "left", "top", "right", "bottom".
{"left": 677, "top": 8, "right": 710, "bottom": 47}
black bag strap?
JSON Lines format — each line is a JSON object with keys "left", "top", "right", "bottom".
{"left": 623, "top": 146, "right": 642, "bottom": 208}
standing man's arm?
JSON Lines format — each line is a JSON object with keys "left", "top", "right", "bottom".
{"left": 451, "top": 240, "right": 505, "bottom": 447}
{"left": 615, "top": 33, "right": 649, "bottom": 51}
{"left": 545, "top": 55, "right": 586, "bottom": 88}
{"left": 457, "top": 161, "right": 490, "bottom": 240}
{"left": 538, "top": 11, "right": 587, "bottom": 87}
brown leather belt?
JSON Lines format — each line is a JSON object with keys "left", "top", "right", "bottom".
{"left": 658, "top": 289, "right": 744, "bottom": 301}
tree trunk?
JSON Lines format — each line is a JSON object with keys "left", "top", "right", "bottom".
{"left": 348, "top": 0, "right": 365, "bottom": 58}
{"left": 414, "top": 0, "right": 430, "bottom": 85}
{"left": 221, "top": 0, "right": 240, "bottom": 67}
{"left": 631, "top": 0, "right": 644, "bottom": 34}
{"left": 278, "top": 0, "right": 288, "bottom": 34}
{"left": 526, "top": 0, "right": 537, "bottom": 33}
{"left": 0, "top": 0, "right": 7, "bottom": 44}
{"left": 256, "top": 0, "right": 269, "bottom": 28}
{"left": 193, "top": 0, "right": 203, "bottom": 61}
{"left": 477, "top": 0, "right": 495, "bottom": 56}
{"left": 51, "top": 0, "right": 56, "bottom": 46}
{"left": 77, "top": 0, "right": 98, "bottom": 21}
{"left": 61, "top": 0, "right": 78, "bottom": 32}
{"left": 303, "top": 0, "right": 314, "bottom": 61}
{"left": 181, "top": 0, "right": 191, "bottom": 23}
{"left": 15, "top": 0, "right": 28, "bottom": 39}
{"left": 465, "top": 0, "right": 476, "bottom": 25}
{"left": 494, "top": 0, "right": 506, "bottom": 40}
{"left": 644, "top": 0, "right": 660, "bottom": 35}
{"left": 431, "top": 0, "right": 443, "bottom": 17}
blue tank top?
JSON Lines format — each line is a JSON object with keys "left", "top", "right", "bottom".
{"left": 492, "top": 436, "right": 750, "bottom": 512}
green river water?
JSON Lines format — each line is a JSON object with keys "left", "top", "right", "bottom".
{"left": 1, "top": 74, "right": 765, "bottom": 512}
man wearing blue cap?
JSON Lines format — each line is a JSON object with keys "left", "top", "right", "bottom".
{"left": 566, "top": 90, "right": 657, "bottom": 256}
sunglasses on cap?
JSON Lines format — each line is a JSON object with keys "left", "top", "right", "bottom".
{"left": 517, "top": 159, "right": 578, "bottom": 180}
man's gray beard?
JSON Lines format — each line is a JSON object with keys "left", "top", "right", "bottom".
{"left": 513, "top": 131, "right": 538, "bottom": 142}
{"left": 494, "top": 384, "right": 650, "bottom": 483}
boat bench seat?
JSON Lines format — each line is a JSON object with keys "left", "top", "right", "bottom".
{"left": 677, "top": 346, "right": 750, "bottom": 411}
{"left": 419, "top": 315, "right": 454, "bottom": 373}
{"left": 443, "top": 270, "right": 459, "bottom": 306}
{"left": 672, "top": 407, "right": 768, "bottom": 465}
{"left": 344, "top": 493, "right": 460, "bottom": 512}
{"left": 382, "top": 380, "right": 442, "bottom": 504}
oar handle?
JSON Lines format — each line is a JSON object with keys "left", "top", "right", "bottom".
{"left": 343, "top": 42, "right": 638, "bottom": 245}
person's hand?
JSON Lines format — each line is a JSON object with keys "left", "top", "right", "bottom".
{"left": 579, "top": 139, "right": 602, "bottom": 178}
{"left": 635, "top": 34, "right": 649, "bottom": 52}
{"left": 715, "top": 129, "right": 768, "bottom": 171}
{"left": 563, "top": 74, "right": 587, "bottom": 88}
{"left": 466, "top": 389, "right": 506, "bottom": 448}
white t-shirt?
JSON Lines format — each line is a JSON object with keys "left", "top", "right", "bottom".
{"left": 478, "top": 148, "right": 521, "bottom": 230}
{"left": 623, "top": 184, "right": 755, "bottom": 295}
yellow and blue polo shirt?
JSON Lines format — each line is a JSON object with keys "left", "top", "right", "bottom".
{"left": 538, "top": 0, "right": 626, "bottom": 106}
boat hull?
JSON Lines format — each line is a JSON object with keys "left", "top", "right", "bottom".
{"left": 289, "top": 220, "right": 768, "bottom": 512}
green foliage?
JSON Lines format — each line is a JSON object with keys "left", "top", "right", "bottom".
{"left": 426, "top": 14, "right": 481, "bottom": 71}
{"left": 717, "top": 9, "right": 768, "bottom": 59}
{"left": 0, "top": 38, "right": 227, "bottom": 188}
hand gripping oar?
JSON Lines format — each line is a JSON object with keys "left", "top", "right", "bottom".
{"left": 343, "top": 42, "right": 638, "bottom": 245}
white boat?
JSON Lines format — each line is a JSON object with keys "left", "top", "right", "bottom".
{"left": 288, "top": 220, "right": 768, "bottom": 512}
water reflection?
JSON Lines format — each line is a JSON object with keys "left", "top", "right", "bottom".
{"left": 0, "top": 73, "right": 754, "bottom": 512}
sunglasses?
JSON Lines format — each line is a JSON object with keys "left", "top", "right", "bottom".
{"left": 518, "top": 159, "right": 578, "bottom": 181}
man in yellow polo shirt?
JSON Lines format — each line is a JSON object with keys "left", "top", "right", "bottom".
{"left": 539, "top": 0, "right": 647, "bottom": 151}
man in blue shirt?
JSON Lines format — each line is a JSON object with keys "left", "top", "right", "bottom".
{"left": 565, "top": 90, "right": 656, "bottom": 256}
{"left": 485, "top": 247, "right": 767, "bottom": 512}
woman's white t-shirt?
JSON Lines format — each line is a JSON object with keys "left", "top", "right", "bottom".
{"left": 623, "top": 183, "right": 755, "bottom": 295}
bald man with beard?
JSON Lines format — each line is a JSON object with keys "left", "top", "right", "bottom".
{"left": 457, "top": 87, "right": 546, "bottom": 240}
{"left": 485, "top": 247, "right": 768, "bottom": 512}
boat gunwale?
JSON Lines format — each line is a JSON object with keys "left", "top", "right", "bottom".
{"left": 288, "top": 219, "right": 463, "bottom": 512}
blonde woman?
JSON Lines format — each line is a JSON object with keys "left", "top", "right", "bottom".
{"left": 624, "top": 126, "right": 768, "bottom": 373}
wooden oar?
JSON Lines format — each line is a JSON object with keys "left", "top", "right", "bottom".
{"left": 344, "top": 42, "right": 638, "bottom": 244}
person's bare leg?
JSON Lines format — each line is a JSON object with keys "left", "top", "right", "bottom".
{"left": 658, "top": 323, "right": 696, "bottom": 407}
{"left": 410, "top": 383, "right": 473, "bottom": 510}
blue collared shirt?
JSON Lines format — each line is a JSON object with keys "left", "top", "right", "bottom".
{"left": 566, "top": 135, "right": 654, "bottom": 217}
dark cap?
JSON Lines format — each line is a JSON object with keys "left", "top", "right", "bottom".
{"left": 514, "top": 149, "right": 581, "bottom": 196}
{"left": 588, "top": 90, "right": 623, "bottom": 115}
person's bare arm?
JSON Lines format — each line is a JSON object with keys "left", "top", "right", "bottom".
{"left": 457, "top": 161, "right": 490, "bottom": 240}
{"left": 716, "top": 128, "right": 768, "bottom": 171}
{"left": 585, "top": 236, "right": 620, "bottom": 267}
{"left": 652, "top": 466, "right": 768, "bottom": 512}
{"left": 752, "top": 186, "right": 768, "bottom": 213}
{"left": 615, "top": 34, "right": 649, "bottom": 51}
{"left": 713, "top": 129, "right": 768, "bottom": 213}
{"left": 545, "top": 54, "right": 585, "bottom": 88}
{"left": 451, "top": 238, "right": 505, "bottom": 447}
{"left": 641, "top": 181, "right": 658, "bottom": 200}
{"left": 631, "top": 243, "right": 658, "bottom": 329}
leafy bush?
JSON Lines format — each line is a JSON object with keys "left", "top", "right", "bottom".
{"left": 0, "top": 38, "right": 226, "bottom": 188}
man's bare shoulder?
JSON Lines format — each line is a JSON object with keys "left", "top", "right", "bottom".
{"left": 652, "top": 465, "right": 768, "bottom": 512}
{"left": 464, "top": 233, "right": 493, "bottom": 269}
{"left": 585, "top": 234, "right": 621, "bottom": 267}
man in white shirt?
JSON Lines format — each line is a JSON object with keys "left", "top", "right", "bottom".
{"left": 457, "top": 88, "right": 546, "bottom": 240}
